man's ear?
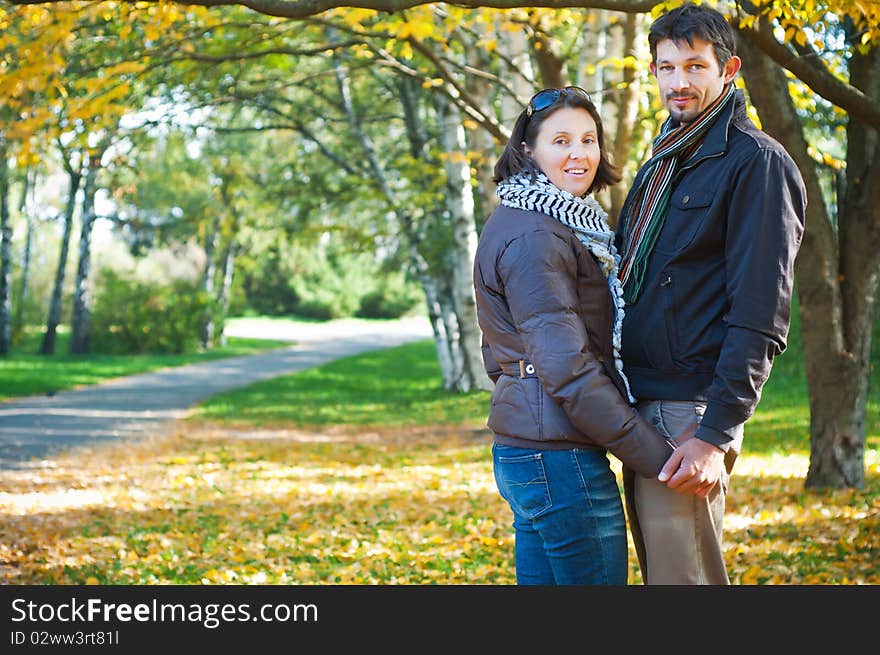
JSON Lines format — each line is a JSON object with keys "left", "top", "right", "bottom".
{"left": 723, "top": 56, "right": 742, "bottom": 84}
{"left": 649, "top": 61, "right": 657, "bottom": 77}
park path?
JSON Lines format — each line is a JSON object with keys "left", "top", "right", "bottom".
{"left": 0, "top": 317, "right": 433, "bottom": 471}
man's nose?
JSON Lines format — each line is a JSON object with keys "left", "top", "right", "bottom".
{"left": 671, "top": 74, "right": 691, "bottom": 91}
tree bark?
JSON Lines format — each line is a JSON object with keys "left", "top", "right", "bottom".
{"left": 530, "top": 28, "right": 566, "bottom": 89}
{"left": 215, "top": 239, "right": 237, "bottom": 347}
{"left": 398, "top": 76, "right": 460, "bottom": 390}
{"left": 69, "top": 148, "right": 103, "bottom": 355}
{"left": 738, "top": 32, "right": 879, "bottom": 489}
{"left": 436, "top": 93, "right": 492, "bottom": 392}
{"left": 496, "top": 20, "right": 535, "bottom": 119}
{"left": 463, "top": 27, "right": 499, "bottom": 225}
{"left": 42, "top": 156, "right": 81, "bottom": 355}
{"left": 608, "top": 12, "right": 641, "bottom": 222}
{"left": 0, "top": 135, "right": 12, "bottom": 355}
{"left": 199, "top": 214, "right": 220, "bottom": 349}
{"left": 13, "top": 165, "right": 35, "bottom": 342}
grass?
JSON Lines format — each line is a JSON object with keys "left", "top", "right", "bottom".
{"left": 0, "top": 328, "right": 291, "bottom": 401}
{"left": 1, "top": 311, "right": 878, "bottom": 585}
{"left": 192, "top": 339, "right": 491, "bottom": 428}
{"left": 193, "top": 303, "right": 880, "bottom": 457}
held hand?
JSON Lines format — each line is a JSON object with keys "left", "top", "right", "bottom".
{"left": 658, "top": 437, "right": 725, "bottom": 497}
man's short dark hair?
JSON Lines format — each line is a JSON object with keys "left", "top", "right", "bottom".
{"left": 649, "top": 3, "right": 736, "bottom": 71}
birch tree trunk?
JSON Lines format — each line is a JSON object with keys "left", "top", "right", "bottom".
{"left": 413, "top": 248, "right": 456, "bottom": 389}
{"left": 199, "top": 215, "right": 220, "bottom": 349}
{"left": 69, "top": 148, "right": 103, "bottom": 355}
{"left": 497, "top": 22, "right": 536, "bottom": 118}
{"left": 215, "top": 238, "right": 237, "bottom": 348}
{"left": 13, "top": 166, "right": 35, "bottom": 341}
{"left": 0, "top": 135, "right": 11, "bottom": 355}
{"left": 464, "top": 35, "right": 499, "bottom": 224}
{"left": 436, "top": 93, "right": 491, "bottom": 392}
{"left": 398, "top": 76, "right": 458, "bottom": 389}
{"left": 42, "top": 154, "right": 81, "bottom": 355}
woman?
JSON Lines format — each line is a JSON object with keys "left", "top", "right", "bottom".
{"left": 473, "top": 87, "right": 673, "bottom": 585}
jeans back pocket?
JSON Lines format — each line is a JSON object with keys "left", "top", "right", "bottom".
{"left": 493, "top": 447, "right": 552, "bottom": 519}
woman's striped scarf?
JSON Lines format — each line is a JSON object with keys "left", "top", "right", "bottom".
{"left": 496, "top": 170, "right": 635, "bottom": 402}
{"left": 617, "top": 84, "right": 736, "bottom": 303}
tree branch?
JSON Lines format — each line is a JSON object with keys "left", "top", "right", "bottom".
{"left": 8, "top": 0, "right": 660, "bottom": 17}
{"left": 731, "top": 11, "right": 880, "bottom": 130}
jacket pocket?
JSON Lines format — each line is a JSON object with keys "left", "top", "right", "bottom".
{"left": 621, "top": 272, "right": 678, "bottom": 371}
{"left": 488, "top": 376, "right": 542, "bottom": 439}
{"left": 655, "top": 189, "right": 715, "bottom": 254}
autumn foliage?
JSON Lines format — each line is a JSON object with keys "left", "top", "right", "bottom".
{"left": 1, "top": 421, "right": 877, "bottom": 585}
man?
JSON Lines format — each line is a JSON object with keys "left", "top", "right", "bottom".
{"left": 614, "top": 3, "right": 806, "bottom": 584}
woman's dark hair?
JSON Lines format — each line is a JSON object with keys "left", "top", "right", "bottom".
{"left": 492, "top": 88, "right": 621, "bottom": 194}
{"left": 648, "top": 3, "right": 735, "bottom": 71}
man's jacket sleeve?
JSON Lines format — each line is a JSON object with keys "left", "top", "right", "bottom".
{"left": 697, "top": 148, "right": 806, "bottom": 448}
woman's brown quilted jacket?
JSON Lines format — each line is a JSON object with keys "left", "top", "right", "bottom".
{"left": 473, "top": 204, "right": 671, "bottom": 477}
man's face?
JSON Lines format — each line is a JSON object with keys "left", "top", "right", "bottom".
{"left": 651, "top": 36, "right": 740, "bottom": 125}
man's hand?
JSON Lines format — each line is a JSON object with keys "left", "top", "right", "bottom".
{"left": 658, "top": 437, "right": 725, "bottom": 498}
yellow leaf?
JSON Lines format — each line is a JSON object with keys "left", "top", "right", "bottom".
{"left": 741, "top": 566, "right": 762, "bottom": 584}
{"left": 795, "top": 30, "right": 807, "bottom": 47}
{"left": 85, "top": 577, "right": 100, "bottom": 585}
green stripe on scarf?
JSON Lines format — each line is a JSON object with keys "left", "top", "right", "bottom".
{"left": 618, "top": 84, "right": 736, "bottom": 303}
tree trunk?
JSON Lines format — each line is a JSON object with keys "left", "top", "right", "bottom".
{"left": 436, "top": 93, "right": 492, "bottom": 392}
{"left": 496, "top": 20, "right": 535, "bottom": 119}
{"left": 215, "top": 240, "right": 237, "bottom": 347}
{"left": 807, "top": 44, "right": 880, "bottom": 489}
{"left": 412, "top": 247, "right": 456, "bottom": 389}
{"left": 199, "top": 215, "right": 220, "bottom": 349}
{"left": 69, "top": 149, "right": 102, "bottom": 355}
{"left": 464, "top": 34, "right": 498, "bottom": 225}
{"left": 608, "top": 12, "right": 642, "bottom": 222}
{"left": 530, "top": 28, "right": 565, "bottom": 88}
{"left": 42, "top": 161, "right": 81, "bottom": 355}
{"left": 738, "top": 33, "right": 880, "bottom": 489}
{"left": 0, "top": 135, "right": 12, "bottom": 355}
{"left": 13, "top": 165, "right": 35, "bottom": 342}
{"left": 398, "top": 76, "right": 460, "bottom": 389}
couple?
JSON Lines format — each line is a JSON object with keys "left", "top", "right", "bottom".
{"left": 473, "top": 3, "right": 806, "bottom": 585}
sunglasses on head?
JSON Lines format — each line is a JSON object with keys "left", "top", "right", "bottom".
{"left": 526, "top": 86, "right": 592, "bottom": 117}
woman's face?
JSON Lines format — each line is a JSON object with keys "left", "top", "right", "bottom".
{"left": 524, "top": 106, "right": 600, "bottom": 197}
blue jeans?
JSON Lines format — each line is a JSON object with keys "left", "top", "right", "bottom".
{"left": 492, "top": 444, "right": 627, "bottom": 585}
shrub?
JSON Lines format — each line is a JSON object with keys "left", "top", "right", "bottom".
{"left": 89, "top": 270, "right": 212, "bottom": 354}
{"left": 356, "top": 273, "right": 423, "bottom": 319}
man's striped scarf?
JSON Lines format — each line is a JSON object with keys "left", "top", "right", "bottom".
{"left": 496, "top": 170, "right": 635, "bottom": 402}
{"left": 617, "top": 84, "right": 736, "bottom": 303}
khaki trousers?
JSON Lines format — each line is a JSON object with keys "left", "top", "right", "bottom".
{"left": 623, "top": 400, "right": 743, "bottom": 585}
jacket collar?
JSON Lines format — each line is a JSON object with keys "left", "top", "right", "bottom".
{"left": 673, "top": 88, "right": 746, "bottom": 164}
